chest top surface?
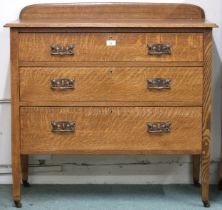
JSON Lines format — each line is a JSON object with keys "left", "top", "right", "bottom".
{"left": 5, "top": 3, "right": 217, "bottom": 28}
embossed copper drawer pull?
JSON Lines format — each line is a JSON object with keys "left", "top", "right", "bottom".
{"left": 51, "top": 79, "right": 75, "bottom": 90}
{"left": 51, "top": 121, "right": 75, "bottom": 133}
{"left": 148, "top": 44, "right": 171, "bottom": 55}
{"left": 51, "top": 44, "right": 74, "bottom": 55}
{"left": 147, "top": 122, "right": 171, "bottom": 133}
{"left": 147, "top": 78, "right": 171, "bottom": 90}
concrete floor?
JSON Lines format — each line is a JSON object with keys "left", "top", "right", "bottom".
{"left": 0, "top": 185, "right": 222, "bottom": 209}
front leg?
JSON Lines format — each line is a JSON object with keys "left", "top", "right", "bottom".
{"left": 201, "top": 29, "right": 212, "bottom": 208}
{"left": 12, "top": 153, "right": 22, "bottom": 208}
{"left": 11, "top": 29, "right": 22, "bottom": 208}
{"left": 201, "top": 138, "right": 210, "bottom": 208}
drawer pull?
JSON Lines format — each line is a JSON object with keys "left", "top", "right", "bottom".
{"left": 51, "top": 79, "right": 75, "bottom": 90}
{"left": 51, "top": 121, "right": 75, "bottom": 133}
{"left": 147, "top": 78, "right": 171, "bottom": 90}
{"left": 147, "top": 122, "right": 171, "bottom": 133}
{"left": 51, "top": 44, "right": 74, "bottom": 55}
{"left": 148, "top": 44, "right": 171, "bottom": 55}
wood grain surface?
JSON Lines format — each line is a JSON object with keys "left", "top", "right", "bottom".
{"left": 5, "top": 19, "right": 217, "bottom": 28}
{"left": 19, "top": 33, "right": 203, "bottom": 62}
{"left": 19, "top": 61, "right": 204, "bottom": 68}
{"left": 201, "top": 30, "right": 212, "bottom": 204}
{"left": 20, "top": 67, "right": 203, "bottom": 104}
{"left": 5, "top": 3, "right": 217, "bottom": 28}
{"left": 10, "top": 29, "right": 21, "bottom": 202}
{"left": 19, "top": 3, "right": 205, "bottom": 20}
{"left": 20, "top": 107, "right": 202, "bottom": 155}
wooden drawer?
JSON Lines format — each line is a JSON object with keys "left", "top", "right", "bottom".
{"left": 19, "top": 33, "right": 203, "bottom": 62}
{"left": 20, "top": 107, "right": 202, "bottom": 154}
{"left": 20, "top": 67, "right": 202, "bottom": 105}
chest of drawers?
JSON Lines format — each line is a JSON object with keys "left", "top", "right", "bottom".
{"left": 5, "top": 3, "right": 216, "bottom": 208}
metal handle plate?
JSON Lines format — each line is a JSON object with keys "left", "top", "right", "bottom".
{"left": 51, "top": 44, "right": 74, "bottom": 55}
{"left": 147, "top": 78, "right": 171, "bottom": 90}
{"left": 51, "top": 79, "right": 75, "bottom": 90}
{"left": 148, "top": 44, "right": 171, "bottom": 55}
{"left": 51, "top": 121, "right": 75, "bottom": 133}
{"left": 147, "top": 122, "right": 171, "bottom": 133}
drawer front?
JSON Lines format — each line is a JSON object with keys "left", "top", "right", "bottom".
{"left": 20, "top": 107, "right": 202, "bottom": 154}
{"left": 19, "top": 33, "right": 203, "bottom": 62}
{"left": 20, "top": 67, "right": 202, "bottom": 104}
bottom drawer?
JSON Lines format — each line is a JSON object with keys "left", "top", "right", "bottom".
{"left": 20, "top": 107, "right": 202, "bottom": 154}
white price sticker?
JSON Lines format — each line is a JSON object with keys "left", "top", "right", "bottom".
{"left": 106, "top": 39, "right": 116, "bottom": 46}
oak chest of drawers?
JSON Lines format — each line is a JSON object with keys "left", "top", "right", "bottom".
{"left": 5, "top": 3, "right": 216, "bottom": 208}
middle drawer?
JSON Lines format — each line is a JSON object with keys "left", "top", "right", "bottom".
{"left": 20, "top": 67, "right": 202, "bottom": 104}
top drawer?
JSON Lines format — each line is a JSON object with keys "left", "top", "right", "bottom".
{"left": 19, "top": 33, "right": 203, "bottom": 62}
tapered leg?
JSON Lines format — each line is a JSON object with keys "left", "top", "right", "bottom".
{"left": 193, "top": 155, "right": 201, "bottom": 187}
{"left": 11, "top": 29, "right": 22, "bottom": 208}
{"left": 201, "top": 139, "right": 210, "bottom": 208}
{"left": 12, "top": 154, "right": 22, "bottom": 208}
{"left": 21, "top": 155, "right": 30, "bottom": 187}
{"left": 201, "top": 30, "right": 212, "bottom": 208}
